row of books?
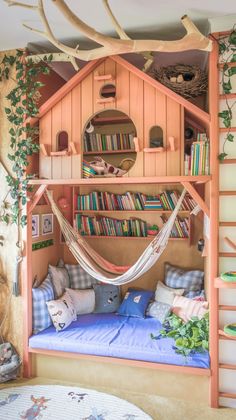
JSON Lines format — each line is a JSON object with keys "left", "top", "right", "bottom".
{"left": 75, "top": 214, "right": 148, "bottom": 237}
{"left": 184, "top": 136, "right": 210, "bottom": 176}
{"left": 75, "top": 213, "right": 189, "bottom": 238}
{"left": 83, "top": 132, "right": 135, "bottom": 152}
{"left": 76, "top": 190, "right": 196, "bottom": 212}
{"left": 160, "top": 215, "right": 189, "bottom": 238}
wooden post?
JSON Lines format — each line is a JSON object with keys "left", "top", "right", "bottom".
{"left": 209, "top": 37, "right": 220, "bottom": 408}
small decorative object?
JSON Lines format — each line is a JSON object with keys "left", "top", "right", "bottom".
{"left": 32, "top": 215, "right": 39, "bottom": 238}
{"left": 58, "top": 197, "right": 69, "bottom": 210}
{"left": 220, "top": 271, "right": 236, "bottom": 282}
{"left": 184, "top": 127, "right": 194, "bottom": 140}
{"left": 32, "top": 239, "right": 54, "bottom": 251}
{"left": 152, "top": 64, "right": 208, "bottom": 99}
{"left": 197, "top": 238, "right": 205, "bottom": 252}
{"left": 118, "top": 158, "right": 135, "bottom": 172}
{"left": 147, "top": 224, "right": 159, "bottom": 236}
{"left": 41, "top": 214, "right": 53, "bottom": 235}
{"left": 224, "top": 323, "right": 236, "bottom": 337}
{"left": 89, "top": 156, "right": 126, "bottom": 177}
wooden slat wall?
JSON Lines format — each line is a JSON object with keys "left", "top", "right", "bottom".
{"left": 144, "top": 82, "right": 156, "bottom": 176}
{"left": 52, "top": 102, "right": 62, "bottom": 179}
{"left": 166, "top": 98, "right": 181, "bottom": 175}
{"left": 155, "top": 90, "right": 167, "bottom": 176}
{"left": 129, "top": 72, "right": 144, "bottom": 177}
{"left": 39, "top": 111, "right": 52, "bottom": 179}
{"left": 71, "top": 84, "right": 82, "bottom": 178}
{"left": 61, "top": 93, "right": 72, "bottom": 179}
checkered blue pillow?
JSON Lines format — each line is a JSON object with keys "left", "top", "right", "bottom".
{"left": 164, "top": 263, "right": 204, "bottom": 293}
{"left": 65, "top": 264, "right": 97, "bottom": 289}
{"left": 185, "top": 289, "right": 206, "bottom": 300}
{"left": 32, "top": 276, "right": 54, "bottom": 334}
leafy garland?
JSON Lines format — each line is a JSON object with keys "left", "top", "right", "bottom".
{"left": 0, "top": 50, "right": 51, "bottom": 227}
{"left": 151, "top": 312, "right": 209, "bottom": 357}
{"left": 217, "top": 28, "right": 236, "bottom": 160}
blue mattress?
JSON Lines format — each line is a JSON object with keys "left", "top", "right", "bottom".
{"left": 29, "top": 313, "right": 210, "bottom": 368}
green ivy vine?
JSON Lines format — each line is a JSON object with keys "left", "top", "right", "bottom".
{"left": 218, "top": 27, "right": 236, "bottom": 160}
{"left": 0, "top": 50, "right": 51, "bottom": 227}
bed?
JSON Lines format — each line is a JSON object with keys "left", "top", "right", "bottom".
{"left": 29, "top": 313, "right": 210, "bottom": 368}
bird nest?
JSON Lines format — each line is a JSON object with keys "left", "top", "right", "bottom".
{"left": 152, "top": 64, "right": 208, "bottom": 99}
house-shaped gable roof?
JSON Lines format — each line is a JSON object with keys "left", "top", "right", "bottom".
{"left": 38, "top": 55, "right": 210, "bottom": 125}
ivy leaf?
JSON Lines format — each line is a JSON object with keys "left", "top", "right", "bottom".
{"left": 231, "top": 53, "right": 236, "bottom": 62}
{"left": 5, "top": 107, "right": 11, "bottom": 114}
{"left": 223, "top": 80, "right": 232, "bottom": 93}
{"left": 228, "top": 67, "right": 236, "bottom": 77}
{"left": 219, "top": 42, "right": 227, "bottom": 54}
{"left": 218, "top": 152, "right": 228, "bottom": 160}
{"left": 226, "top": 133, "right": 234, "bottom": 142}
{"left": 229, "top": 31, "right": 236, "bottom": 45}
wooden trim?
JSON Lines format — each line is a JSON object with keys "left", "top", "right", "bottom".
{"left": 224, "top": 237, "right": 236, "bottom": 251}
{"left": 29, "top": 175, "right": 211, "bottom": 186}
{"left": 181, "top": 181, "right": 210, "bottom": 217}
{"left": 209, "top": 37, "right": 219, "bottom": 408}
{"left": 110, "top": 56, "right": 210, "bottom": 124}
{"left": 220, "top": 363, "right": 236, "bottom": 369}
{"left": 74, "top": 210, "right": 190, "bottom": 214}
{"left": 219, "top": 191, "right": 236, "bottom": 196}
{"left": 28, "top": 185, "right": 48, "bottom": 213}
{"left": 82, "top": 235, "right": 188, "bottom": 240}
{"left": 220, "top": 222, "right": 236, "bottom": 226}
{"left": 94, "top": 74, "right": 113, "bottom": 81}
{"left": 219, "top": 252, "right": 236, "bottom": 257}
{"left": 219, "top": 392, "right": 236, "bottom": 399}
{"left": 84, "top": 149, "right": 135, "bottom": 156}
{"left": 143, "top": 147, "right": 165, "bottom": 153}
{"left": 220, "top": 93, "right": 236, "bottom": 100}
{"left": 96, "top": 97, "right": 115, "bottom": 104}
{"left": 219, "top": 127, "right": 236, "bottom": 132}
{"left": 214, "top": 278, "right": 236, "bottom": 288}
{"left": 220, "top": 159, "right": 236, "bottom": 165}
{"left": 28, "top": 347, "right": 211, "bottom": 376}
{"left": 219, "top": 330, "right": 236, "bottom": 340}
{"left": 218, "top": 62, "right": 236, "bottom": 69}
{"left": 219, "top": 305, "right": 236, "bottom": 311}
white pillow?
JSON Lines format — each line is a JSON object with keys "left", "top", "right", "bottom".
{"left": 46, "top": 290, "right": 76, "bottom": 332}
{"left": 155, "top": 281, "right": 184, "bottom": 305}
{"left": 172, "top": 295, "right": 208, "bottom": 322}
{"left": 66, "top": 288, "right": 95, "bottom": 315}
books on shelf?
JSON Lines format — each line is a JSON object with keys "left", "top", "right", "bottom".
{"left": 76, "top": 190, "right": 196, "bottom": 212}
{"left": 184, "top": 133, "right": 210, "bottom": 176}
{"left": 160, "top": 215, "right": 189, "bottom": 238}
{"left": 83, "top": 132, "right": 135, "bottom": 152}
{"left": 75, "top": 214, "right": 148, "bottom": 237}
{"left": 82, "top": 160, "right": 96, "bottom": 178}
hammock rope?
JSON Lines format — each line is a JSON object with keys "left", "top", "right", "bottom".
{"left": 45, "top": 188, "right": 186, "bottom": 285}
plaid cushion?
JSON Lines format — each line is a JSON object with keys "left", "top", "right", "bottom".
{"left": 185, "top": 290, "right": 206, "bottom": 300}
{"left": 164, "top": 263, "right": 204, "bottom": 292}
{"left": 65, "top": 264, "right": 97, "bottom": 289}
{"left": 32, "top": 276, "right": 54, "bottom": 334}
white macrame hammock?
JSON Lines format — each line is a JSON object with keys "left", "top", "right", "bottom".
{"left": 45, "top": 189, "right": 187, "bottom": 286}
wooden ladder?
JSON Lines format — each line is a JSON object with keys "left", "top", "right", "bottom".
{"left": 210, "top": 31, "right": 236, "bottom": 407}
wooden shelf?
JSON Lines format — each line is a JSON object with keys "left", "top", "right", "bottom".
{"left": 215, "top": 278, "right": 236, "bottom": 288}
{"left": 29, "top": 175, "right": 211, "bottom": 186}
{"left": 74, "top": 210, "right": 190, "bottom": 214}
{"left": 81, "top": 235, "right": 188, "bottom": 240}
{"left": 84, "top": 149, "right": 135, "bottom": 155}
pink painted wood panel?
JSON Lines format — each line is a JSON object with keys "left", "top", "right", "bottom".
{"left": 71, "top": 84, "right": 82, "bottom": 178}
{"left": 104, "top": 58, "right": 116, "bottom": 110}
{"left": 166, "top": 98, "right": 181, "bottom": 175}
{"left": 93, "top": 61, "right": 105, "bottom": 113}
{"left": 129, "top": 72, "right": 144, "bottom": 177}
{"left": 144, "top": 82, "right": 156, "bottom": 176}
{"left": 51, "top": 101, "right": 62, "bottom": 179}
{"left": 155, "top": 90, "right": 167, "bottom": 176}
{"left": 61, "top": 92, "right": 72, "bottom": 179}
{"left": 116, "top": 63, "right": 130, "bottom": 115}
{"left": 39, "top": 111, "right": 52, "bottom": 179}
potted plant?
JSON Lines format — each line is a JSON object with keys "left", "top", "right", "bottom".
{"left": 147, "top": 224, "right": 159, "bottom": 236}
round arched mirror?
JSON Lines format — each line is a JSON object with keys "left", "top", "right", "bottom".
{"left": 82, "top": 110, "right": 137, "bottom": 178}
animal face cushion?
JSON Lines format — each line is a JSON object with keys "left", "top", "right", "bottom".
{"left": 46, "top": 290, "right": 76, "bottom": 331}
{"left": 89, "top": 157, "right": 126, "bottom": 177}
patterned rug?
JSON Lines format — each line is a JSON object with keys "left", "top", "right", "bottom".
{"left": 0, "top": 385, "right": 152, "bottom": 419}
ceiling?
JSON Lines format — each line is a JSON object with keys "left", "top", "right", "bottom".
{"left": 1, "top": 0, "right": 236, "bottom": 51}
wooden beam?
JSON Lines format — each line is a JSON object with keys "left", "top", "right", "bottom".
{"left": 224, "top": 237, "right": 236, "bottom": 251}
{"left": 181, "top": 181, "right": 210, "bottom": 217}
{"left": 28, "top": 185, "right": 48, "bottom": 213}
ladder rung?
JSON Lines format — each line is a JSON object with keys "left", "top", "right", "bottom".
{"left": 214, "top": 278, "right": 236, "bottom": 288}
{"left": 218, "top": 62, "right": 236, "bottom": 69}
{"left": 220, "top": 363, "right": 236, "bottom": 370}
{"left": 219, "top": 392, "right": 236, "bottom": 399}
{"left": 219, "top": 252, "right": 236, "bottom": 257}
{"left": 220, "top": 159, "right": 236, "bottom": 165}
{"left": 220, "top": 93, "right": 236, "bottom": 100}
{"left": 220, "top": 127, "right": 236, "bottom": 133}
{"left": 219, "top": 191, "right": 236, "bottom": 196}
{"left": 219, "top": 329, "right": 236, "bottom": 340}
{"left": 219, "top": 222, "right": 236, "bottom": 226}
{"left": 219, "top": 305, "right": 236, "bottom": 311}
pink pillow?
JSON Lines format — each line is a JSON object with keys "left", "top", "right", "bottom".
{"left": 172, "top": 295, "right": 208, "bottom": 322}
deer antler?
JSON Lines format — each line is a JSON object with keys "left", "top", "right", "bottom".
{"left": 5, "top": 0, "right": 212, "bottom": 67}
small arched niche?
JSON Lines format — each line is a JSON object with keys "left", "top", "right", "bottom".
{"left": 57, "top": 130, "right": 69, "bottom": 152}
{"left": 83, "top": 110, "right": 137, "bottom": 178}
{"left": 149, "top": 126, "right": 164, "bottom": 149}
{"left": 100, "top": 83, "right": 116, "bottom": 99}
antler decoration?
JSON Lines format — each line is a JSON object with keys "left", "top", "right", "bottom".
{"left": 5, "top": 0, "right": 212, "bottom": 72}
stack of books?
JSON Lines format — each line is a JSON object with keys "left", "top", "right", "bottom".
{"left": 184, "top": 134, "right": 210, "bottom": 176}
{"left": 82, "top": 161, "right": 96, "bottom": 178}
{"left": 76, "top": 190, "right": 196, "bottom": 212}
{"left": 83, "top": 133, "right": 135, "bottom": 152}
{"left": 75, "top": 214, "right": 148, "bottom": 237}
{"left": 160, "top": 215, "right": 189, "bottom": 238}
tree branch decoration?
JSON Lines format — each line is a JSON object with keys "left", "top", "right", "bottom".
{"left": 217, "top": 27, "right": 236, "bottom": 160}
{"left": 0, "top": 50, "right": 51, "bottom": 227}
{"left": 5, "top": 0, "right": 212, "bottom": 73}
